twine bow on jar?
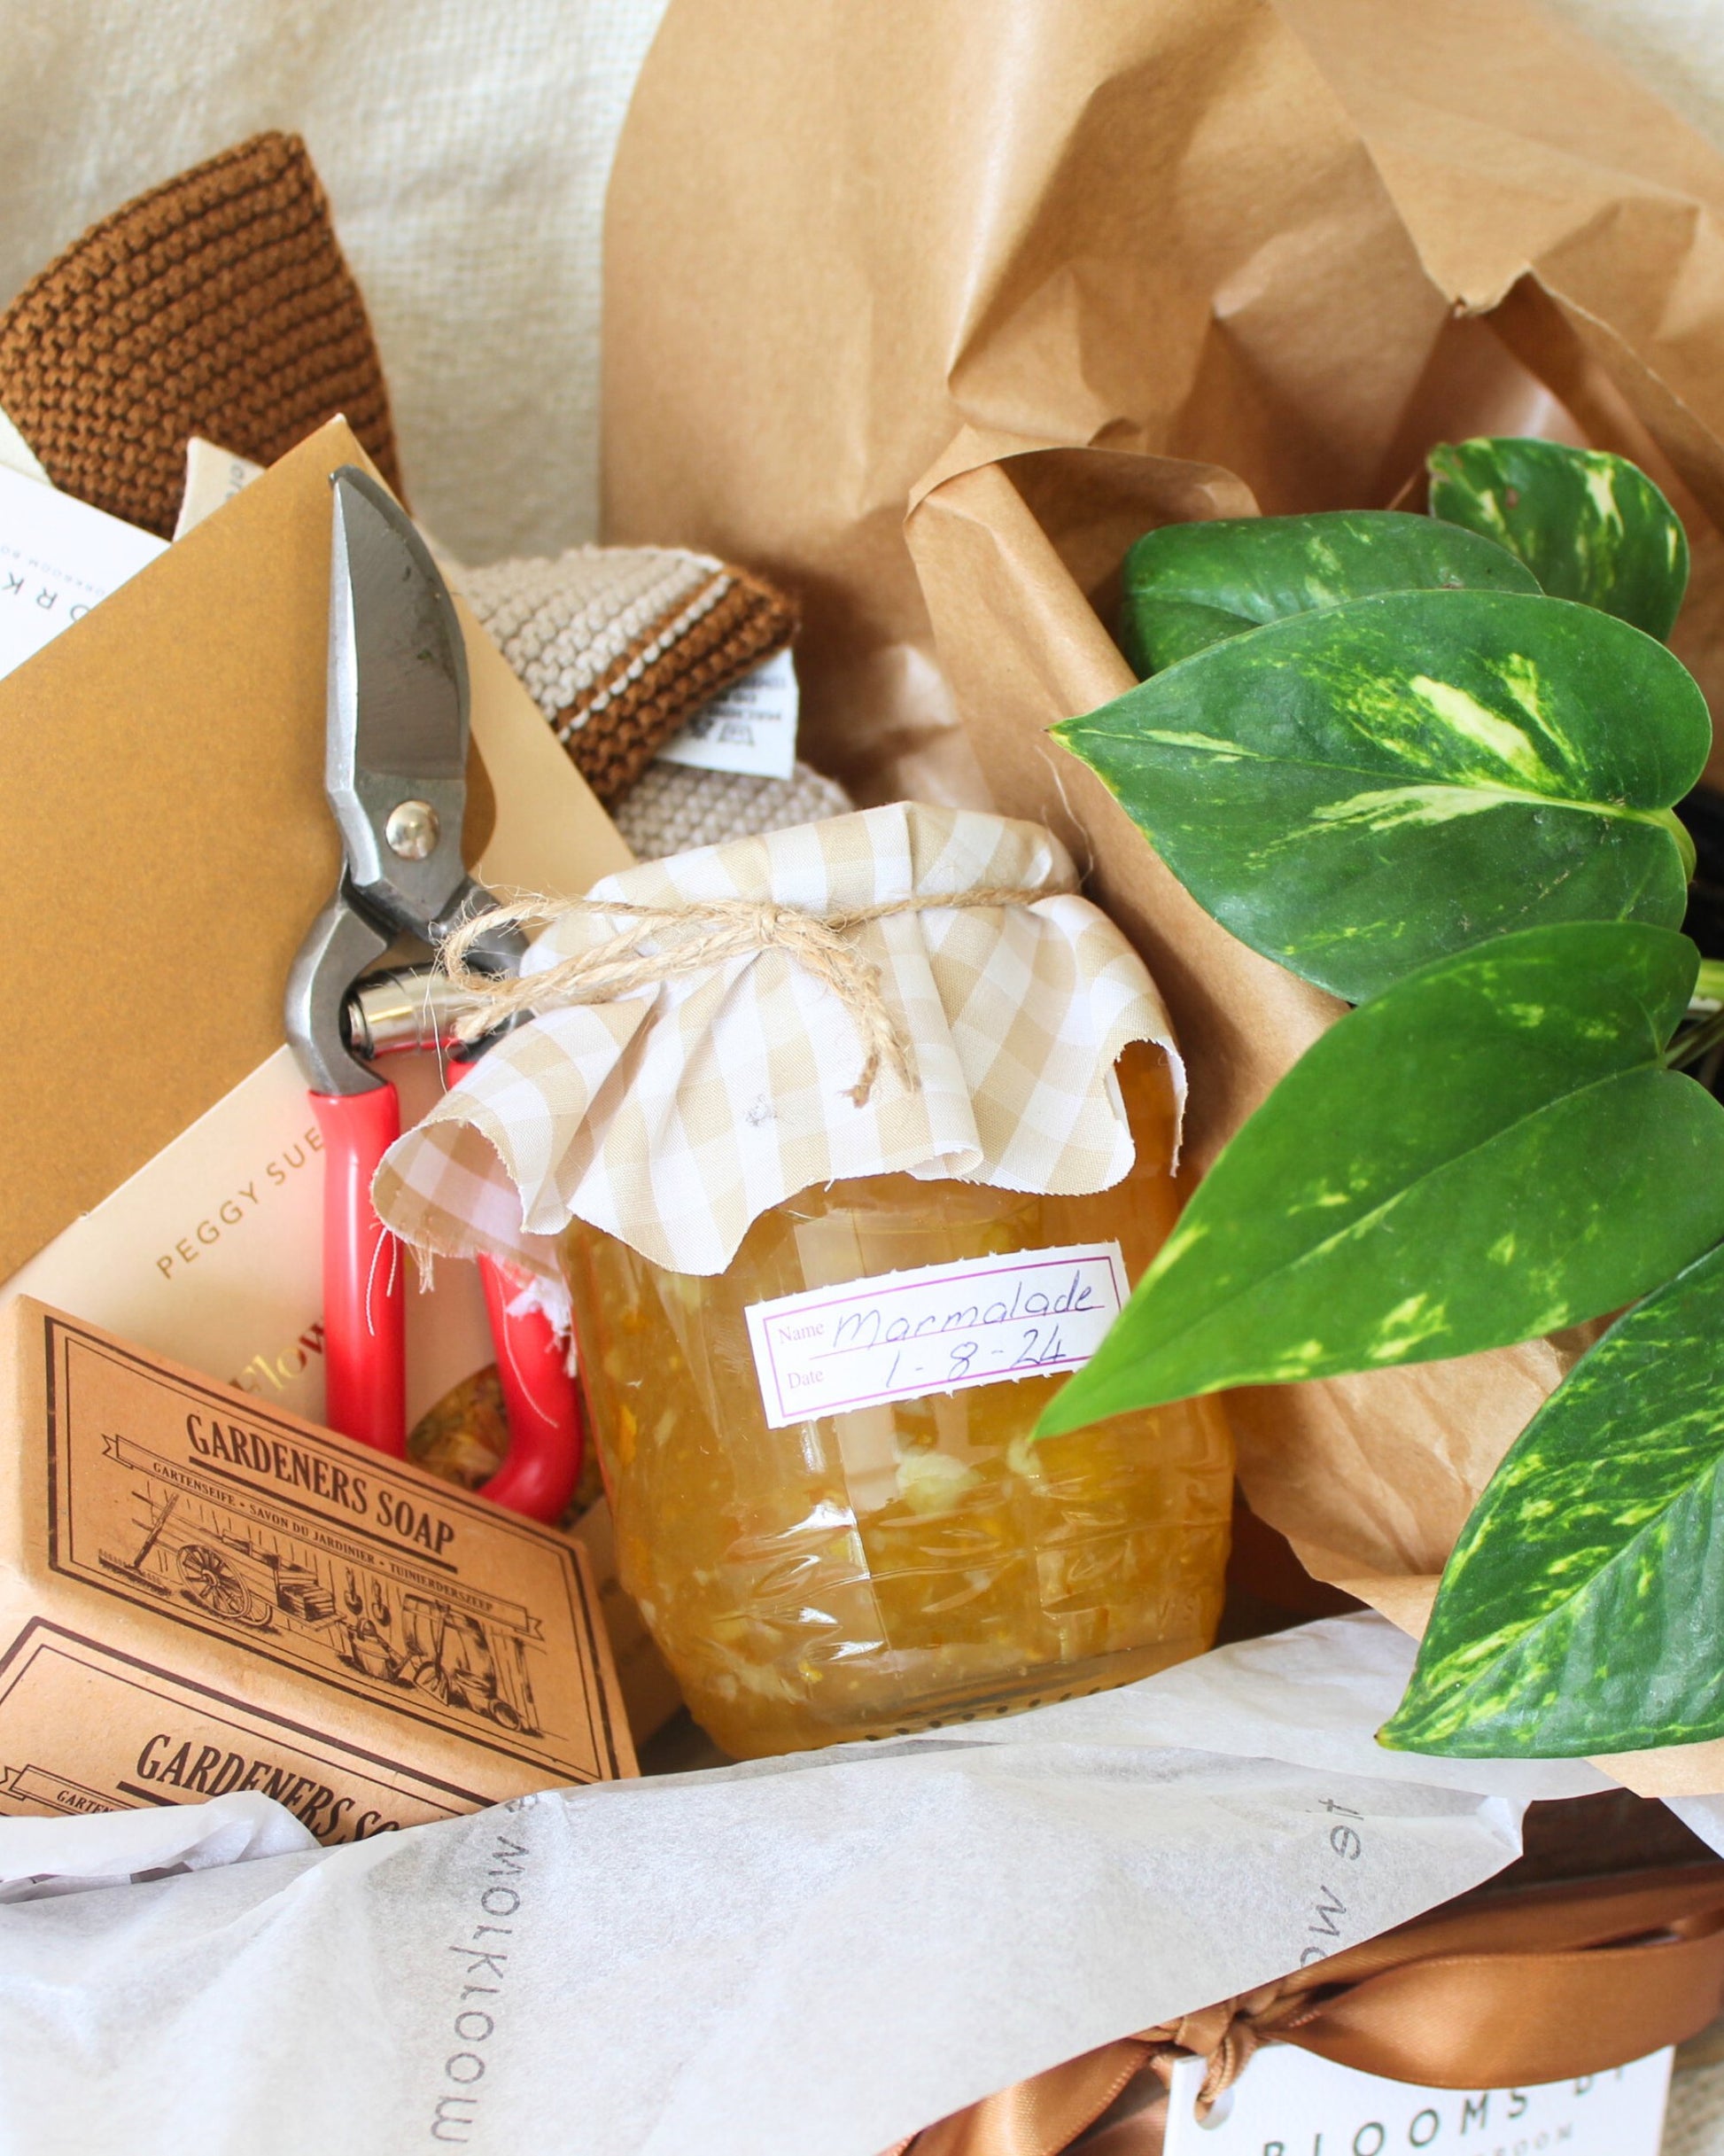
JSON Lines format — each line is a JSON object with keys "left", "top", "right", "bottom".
{"left": 438, "top": 879, "right": 1076, "bottom": 1108}
{"left": 376, "top": 802, "right": 1170, "bottom": 1281}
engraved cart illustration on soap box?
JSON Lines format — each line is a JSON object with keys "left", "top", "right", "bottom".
{"left": 100, "top": 1467, "right": 545, "bottom": 1739}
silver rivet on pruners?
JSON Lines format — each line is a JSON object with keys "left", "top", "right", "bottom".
{"left": 384, "top": 799, "right": 440, "bottom": 860}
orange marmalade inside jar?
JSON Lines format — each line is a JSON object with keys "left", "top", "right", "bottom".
{"left": 560, "top": 1040, "right": 1233, "bottom": 1759}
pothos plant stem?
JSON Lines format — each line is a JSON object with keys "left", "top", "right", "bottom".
{"left": 1670, "top": 1000, "right": 1724, "bottom": 1071}
{"left": 1674, "top": 960, "right": 1724, "bottom": 1071}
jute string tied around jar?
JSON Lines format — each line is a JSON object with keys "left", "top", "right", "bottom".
{"left": 439, "top": 877, "right": 1078, "bottom": 1109}
{"left": 379, "top": 804, "right": 1177, "bottom": 1280}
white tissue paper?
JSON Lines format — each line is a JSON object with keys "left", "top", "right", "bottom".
{"left": 0, "top": 1787, "right": 315, "bottom": 1903}
{"left": 0, "top": 1614, "right": 1609, "bottom": 2156}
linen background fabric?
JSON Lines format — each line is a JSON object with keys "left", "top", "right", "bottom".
{"left": 0, "top": 0, "right": 1712, "bottom": 571}
{"left": 0, "top": 0, "right": 671, "bottom": 564}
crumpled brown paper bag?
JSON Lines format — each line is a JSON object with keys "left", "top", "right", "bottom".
{"left": 604, "top": 0, "right": 1724, "bottom": 1792}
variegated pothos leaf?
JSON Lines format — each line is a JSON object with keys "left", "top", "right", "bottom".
{"left": 1428, "top": 437, "right": 1690, "bottom": 641}
{"left": 1118, "top": 510, "right": 1538, "bottom": 676}
{"left": 1058, "top": 586, "right": 1707, "bottom": 1003}
{"left": 1036, "top": 922, "right": 1724, "bottom": 1435}
{"left": 1380, "top": 1241, "right": 1724, "bottom": 1756}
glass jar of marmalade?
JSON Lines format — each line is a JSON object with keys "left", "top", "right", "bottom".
{"left": 561, "top": 1040, "right": 1233, "bottom": 1759}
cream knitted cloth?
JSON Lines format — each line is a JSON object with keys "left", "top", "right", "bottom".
{"left": 459, "top": 541, "right": 796, "bottom": 802}
{"left": 463, "top": 545, "right": 727, "bottom": 723}
{"left": 611, "top": 757, "right": 852, "bottom": 860}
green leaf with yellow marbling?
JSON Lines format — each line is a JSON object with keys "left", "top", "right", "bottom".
{"left": 1381, "top": 1240, "right": 1724, "bottom": 1756}
{"left": 1429, "top": 437, "right": 1689, "bottom": 641}
{"left": 1118, "top": 510, "right": 1539, "bottom": 677}
{"left": 1058, "top": 587, "right": 1707, "bottom": 1003}
{"left": 1036, "top": 922, "right": 1724, "bottom": 1436}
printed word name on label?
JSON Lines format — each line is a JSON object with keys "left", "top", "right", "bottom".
{"left": 745, "top": 1241, "right": 1128, "bottom": 1428}
{"left": 1160, "top": 2043, "right": 1673, "bottom": 2156}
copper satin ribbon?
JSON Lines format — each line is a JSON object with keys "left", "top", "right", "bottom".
{"left": 888, "top": 1865, "right": 1724, "bottom": 2156}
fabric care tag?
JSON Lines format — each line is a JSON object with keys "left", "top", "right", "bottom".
{"left": 0, "top": 462, "right": 164, "bottom": 675}
{"left": 656, "top": 644, "right": 799, "bottom": 778}
{"left": 744, "top": 1242, "right": 1129, "bottom": 1428}
{"left": 1161, "top": 2043, "right": 1674, "bottom": 2156}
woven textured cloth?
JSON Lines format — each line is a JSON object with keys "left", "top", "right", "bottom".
{"left": 459, "top": 543, "right": 797, "bottom": 802}
{"left": 1672, "top": 2060, "right": 1724, "bottom": 2156}
{"left": 0, "top": 113, "right": 797, "bottom": 805}
{"left": 0, "top": 132, "right": 400, "bottom": 538}
{"left": 613, "top": 758, "right": 852, "bottom": 860}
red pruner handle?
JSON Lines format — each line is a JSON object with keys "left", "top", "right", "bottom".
{"left": 310, "top": 1087, "right": 406, "bottom": 1457}
{"left": 475, "top": 1257, "right": 585, "bottom": 1522}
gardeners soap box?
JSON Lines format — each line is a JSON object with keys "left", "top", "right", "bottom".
{"left": 0, "top": 1298, "right": 633, "bottom": 1841}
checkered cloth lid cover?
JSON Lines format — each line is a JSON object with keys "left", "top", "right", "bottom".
{"left": 373, "top": 802, "right": 1181, "bottom": 1280}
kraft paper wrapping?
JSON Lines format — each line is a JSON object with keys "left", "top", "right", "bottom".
{"left": 602, "top": 0, "right": 1724, "bottom": 1793}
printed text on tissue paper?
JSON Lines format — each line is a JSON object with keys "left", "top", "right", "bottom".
{"left": 430, "top": 1806, "right": 534, "bottom": 2144}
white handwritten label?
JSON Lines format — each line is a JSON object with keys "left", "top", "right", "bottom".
{"left": 744, "top": 1241, "right": 1128, "bottom": 1428}
{"left": 1161, "top": 2042, "right": 1673, "bottom": 2156}
{"left": 656, "top": 645, "right": 799, "bottom": 780}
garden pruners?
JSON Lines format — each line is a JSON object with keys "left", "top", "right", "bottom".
{"left": 283, "top": 465, "right": 581, "bottom": 1522}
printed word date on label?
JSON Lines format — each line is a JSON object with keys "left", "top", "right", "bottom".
{"left": 745, "top": 1242, "right": 1128, "bottom": 1428}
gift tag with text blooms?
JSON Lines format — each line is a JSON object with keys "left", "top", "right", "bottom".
{"left": 1161, "top": 2043, "right": 1671, "bottom": 2156}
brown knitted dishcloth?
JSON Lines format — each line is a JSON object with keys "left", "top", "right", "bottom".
{"left": 0, "top": 133, "right": 400, "bottom": 535}
{"left": 459, "top": 546, "right": 798, "bottom": 804}
{"left": 4, "top": 130, "right": 796, "bottom": 797}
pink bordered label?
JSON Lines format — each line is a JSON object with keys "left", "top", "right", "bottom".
{"left": 743, "top": 1241, "right": 1128, "bottom": 1429}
